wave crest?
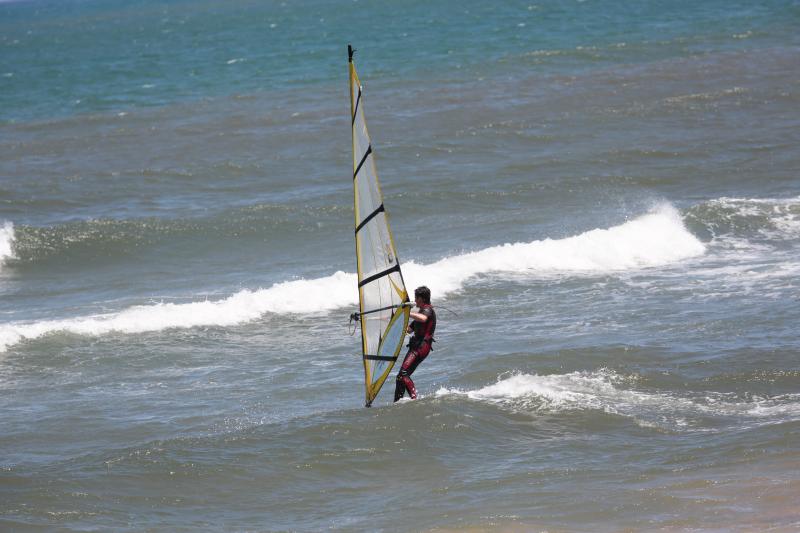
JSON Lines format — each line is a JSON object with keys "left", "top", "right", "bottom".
{"left": 411, "top": 203, "right": 703, "bottom": 294}
{"left": 0, "top": 205, "right": 704, "bottom": 352}
{"left": 435, "top": 370, "right": 800, "bottom": 431}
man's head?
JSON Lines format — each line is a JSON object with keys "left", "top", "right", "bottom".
{"left": 414, "top": 286, "right": 431, "bottom": 305}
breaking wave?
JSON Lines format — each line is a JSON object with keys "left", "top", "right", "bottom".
{"left": 685, "top": 195, "right": 800, "bottom": 241}
{"left": 0, "top": 204, "right": 704, "bottom": 352}
{"left": 435, "top": 370, "right": 800, "bottom": 432}
{"left": 0, "top": 221, "right": 16, "bottom": 272}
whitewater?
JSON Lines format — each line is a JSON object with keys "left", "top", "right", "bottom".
{"left": 435, "top": 370, "right": 800, "bottom": 433}
{"left": 0, "top": 222, "right": 14, "bottom": 272}
{"left": 0, "top": 204, "right": 704, "bottom": 353}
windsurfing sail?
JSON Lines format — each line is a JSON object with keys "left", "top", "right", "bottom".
{"left": 348, "top": 45, "right": 411, "bottom": 407}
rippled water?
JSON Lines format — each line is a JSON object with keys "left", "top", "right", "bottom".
{"left": 1, "top": 0, "right": 799, "bottom": 531}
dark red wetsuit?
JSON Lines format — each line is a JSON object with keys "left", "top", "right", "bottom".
{"left": 394, "top": 303, "right": 436, "bottom": 402}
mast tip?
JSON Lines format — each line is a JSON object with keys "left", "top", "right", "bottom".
{"left": 348, "top": 44, "right": 355, "bottom": 62}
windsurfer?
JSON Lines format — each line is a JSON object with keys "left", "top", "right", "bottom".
{"left": 394, "top": 286, "right": 437, "bottom": 402}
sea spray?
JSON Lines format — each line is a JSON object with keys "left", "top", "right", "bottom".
{"left": 0, "top": 222, "right": 15, "bottom": 271}
{"left": 0, "top": 205, "right": 704, "bottom": 352}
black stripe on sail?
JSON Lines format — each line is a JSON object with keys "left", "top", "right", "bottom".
{"left": 364, "top": 354, "right": 397, "bottom": 362}
{"left": 353, "top": 144, "right": 372, "bottom": 180}
{"left": 355, "top": 203, "right": 385, "bottom": 234}
{"left": 352, "top": 87, "right": 361, "bottom": 126}
{"left": 358, "top": 264, "right": 400, "bottom": 288}
{"left": 358, "top": 302, "right": 409, "bottom": 317}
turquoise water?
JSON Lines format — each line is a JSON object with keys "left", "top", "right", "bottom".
{"left": 2, "top": 0, "right": 800, "bottom": 531}
{"left": 2, "top": 0, "right": 796, "bottom": 122}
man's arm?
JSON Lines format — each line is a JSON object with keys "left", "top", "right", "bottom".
{"left": 407, "top": 307, "right": 430, "bottom": 333}
{"left": 410, "top": 306, "right": 431, "bottom": 323}
{"left": 409, "top": 310, "right": 428, "bottom": 323}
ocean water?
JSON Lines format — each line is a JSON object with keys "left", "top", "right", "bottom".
{"left": 2, "top": 0, "right": 800, "bottom": 531}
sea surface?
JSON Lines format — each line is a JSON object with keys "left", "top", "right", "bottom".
{"left": 2, "top": 0, "right": 800, "bottom": 531}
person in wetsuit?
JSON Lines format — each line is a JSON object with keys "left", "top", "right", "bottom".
{"left": 394, "top": 286, "right": 437, "bottom": 402}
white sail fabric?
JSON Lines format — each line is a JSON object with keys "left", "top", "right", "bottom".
{"left": 349, "top": 46, "right": 410, "bottom": 407}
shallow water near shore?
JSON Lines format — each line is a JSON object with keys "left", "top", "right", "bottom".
{"left": 1, "top": 0, "right": 800, "bottom": 530}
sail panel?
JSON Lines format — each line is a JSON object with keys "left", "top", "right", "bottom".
{"left": 349, "top": 49, "right": 410, "bottom": 406}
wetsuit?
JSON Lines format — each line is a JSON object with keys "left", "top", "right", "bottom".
{"left": 394, "top": 303, "right": 436, "bottom": 402}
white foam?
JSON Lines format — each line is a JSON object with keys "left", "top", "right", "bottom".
{"left": 0, "top": 205, "right": 704, "bottom": 351}
{"left": 405, "top": 203, "right": 704, "bottom": 295}
{"left": 436, "top": 370, "right": 645, "bottom": 413}
{"left": 0, "top": 271, "right": 358, "bottom": 352}
{"left": 0, "top": 221, "right": 16, "bottom": 272}
{"left": 667, "top": 196, "right": 800, "bottom": 297}
{"left": 710, "top": 196, "right": 800, "bottom": 238}
{"left": 435, "top": 371, "right": 800, "bottom": 431}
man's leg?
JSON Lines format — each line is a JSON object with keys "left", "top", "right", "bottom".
{"left": 394, "top": 345, "right": 429, "bottom": 402}
{"left": 393, "top": 375, "right": 406, "bottom": 402}
{"left": 394, "top": 349, "right": 418, "bottom": 402}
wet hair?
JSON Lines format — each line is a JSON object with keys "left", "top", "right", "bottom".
{"left": 414, "top": 286, "right": 431, "bottom": 304}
